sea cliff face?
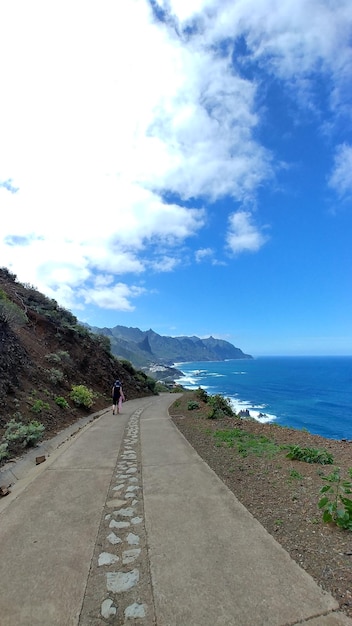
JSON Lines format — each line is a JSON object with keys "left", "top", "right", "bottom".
{"left": 88, "top": 325, "right": 252, "bottom": 369}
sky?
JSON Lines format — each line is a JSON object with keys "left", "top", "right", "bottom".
{"left": 1, "top": 0, "right": 352, "bottom": 357}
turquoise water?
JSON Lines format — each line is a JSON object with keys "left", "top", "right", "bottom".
{"left": 174, "top": 356, "right": 352, "bottom": 441}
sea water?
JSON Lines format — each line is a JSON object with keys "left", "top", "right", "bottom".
{"left": 174, "top": 356, "right": 352, "bottom": 441}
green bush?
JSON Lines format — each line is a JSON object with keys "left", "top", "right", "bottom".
{"left": 171, "top": 385, "right": 185, "bottom": 393}
{"left": 286, "top": 445, "right": 334, "bottom": 465}
{"left": 207, "top": 394, "right": 234, "bottom": 419}
{"left": 188, "top": 401, "right": 200, "bottom": 410}
{"left": 45, "top": 352, "right": 62, "bottom": 364}
{"left": 5, "top": 419, "right": 28, "bottom": 442}
{"left": 121, "top": 360, "right": 136, "bottom": 375}
{"left": 24, "top": 421, "right": 45, "bottom": 446}
{"left": 0, "top": 442, "right": 9, "bottom": 461}
{"left": 55, "top": 396, "right": 70, "bottom": 409}
{"left": 30, "top": 399, "right": 50, "bottom": 414}
{"left": 93, "top": 334, "right": 111, "bottom": 353}
{"left": 319, "top": 468, "right": 352, "bottom": 530}
{"left": 45, "top": 368, "right": 64, "bottom": 384}
{"left": 0, "top": 299, "right": 28, "bottom": 327}
{"left": 56, "top": 350, "right": 71, "bottom": 362}
{"left": 195, "top": 387, "right": 208, "bottom": 403}
{"left": 3, "top": 419, "right": 45, "bottom": 447}
{"left": 70, "top": 385, "right": 94, "bottom": 408}
{"left": 145, "top": 376, "right": 157, "bottom": 393}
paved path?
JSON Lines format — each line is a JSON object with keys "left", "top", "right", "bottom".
{"left": 0, "top": 394, "right": 351, "bottom": 626}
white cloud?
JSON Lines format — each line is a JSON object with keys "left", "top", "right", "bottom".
{"left": 195, "top": 248, "right": 213, "bottom": 263}
{"left": 226, "top": 211, "right": 268, "bottom": 254}
{"left": 164, "top": 0, "right": 352, "bottom": 114}
{"left": 150, "top": 256, "right": 180, "bottom": 272}
{"left": 79, "top": 282, "right": 147, "bottom": 312}
{"left": 0, "top": 0, "right": 351, "bottom": 313}
{"left": 328, "top": 143, "right": 352, "bottom": 199}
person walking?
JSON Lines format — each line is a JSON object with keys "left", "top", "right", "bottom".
{"left": 112, "top": 379, "right": 125, "bottom": 414}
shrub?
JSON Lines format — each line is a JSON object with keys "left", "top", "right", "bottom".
{"left": 145, "top": 376, "right": 157, "bottom": 393}
{"left": 5, "top": 419, "right": 28, "bottom": 442}
{"left": 3, "top": 419, "right": 45, "bottom": 447}
{"left": 24, "top": 421, "right": 45, "bottom": 446}
{"left": 207, "top": 394, "right": 234, "bottom": 419}
{"left": 318, "top": 468, "right": 352, "bottom": 530}
{"left": 0, "top": 299, "right": 28, "bottom": 327}
{"left": 286, "top": 445, "right": 334, "bottom": 465}
{"left": 55, "top": 396, "right": 69, "bottom": 409}
{"left": 30, "top": 399, "right": 50, "bottom": 414}
{"left": 56, "top": 350, "right": 71, "bottom": 362}
{"left": 195, "top": 387, "right": 208, "bottom": 403}
{"left": 121, "top": 360, "right": 136, "bottom": 375}
{"left": 45, "top": 352, "right": 62, "bottom": 364}
{"left": 188, "top": 401, "right": 200, "bottom": 410}
{"left": 93, "top": 334, "right": 111, "bottom": 353}
{"left": 0, "top": 442, "right": 9, "bottom": 461}
{"left": 70, "top": 385, "right": 94, "bottom": 408}
{"left": 45, "top": 368, "right": 64, "bottom": 384}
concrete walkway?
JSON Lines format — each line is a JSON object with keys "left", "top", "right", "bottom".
{"left": 0, "top": 394, "right": 351, "bottom": 626}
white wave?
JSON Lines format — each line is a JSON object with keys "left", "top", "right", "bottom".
{"left": 175, "top": 375, "right": 197, "bottom": 385}
{"left": 228, "top": 397, "right": 276, "bottom": 424}
{"left": 175, "top": 370, "right": 277, "bottom": 424}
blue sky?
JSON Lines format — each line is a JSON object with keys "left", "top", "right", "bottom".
{"left": 1, "top": 0, "right": 352, "bottom": 356}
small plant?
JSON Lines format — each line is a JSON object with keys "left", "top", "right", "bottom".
{"left": 286, "top": 445, "right": 334, "bottom": 465}
{"left": 45, "top": 368, "right": 64, "bottom": 384}
{"left": 30, "top": 399, "right": 50, "bottom": 414}
{"left": 0, "top": 442, "right": 9, "bottom": 461}
{"left": 55, "top": 396, "right": 70, "bottom": 409}
{"left": 45, "top": 352, "right": 62, "bottom": 364}
{"left": 195, "top": 387, "right": 208, "bottom": 403}
{"left": 318, "top": 468, "right": 352, "bottom": 530}
{"left": 289, "top": 469, "right": 303, "bottom": 480}
{"left": 70, "top": 385, "right": 95, "bottom": 408}
{"left": 188, "top": 401, "right": 200, "bottom": 410}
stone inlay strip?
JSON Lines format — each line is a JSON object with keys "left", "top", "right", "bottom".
{"left": 78, "top": 408, "right": 155, "bottom": 625}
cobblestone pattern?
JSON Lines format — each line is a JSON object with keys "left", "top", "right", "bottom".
{"left": 79, "top": 408, "right": 155, "bottom": 625}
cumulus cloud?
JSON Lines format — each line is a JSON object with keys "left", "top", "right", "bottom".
{"left": 78, "top": 282, "right": 147, "bottom": 312}
{"left": 226, "top": 211, "right": 268, "bottom": 254}
{"left": 0, "top": 0, "right": 350, "bottom": 313}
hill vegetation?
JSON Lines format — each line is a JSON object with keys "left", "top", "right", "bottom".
{"left": 0, "top": 268, "right": 156, "bottom": 463}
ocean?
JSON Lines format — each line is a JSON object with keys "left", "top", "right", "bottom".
{"left": 174, "top": 356, "right": 352, "bottom": 441}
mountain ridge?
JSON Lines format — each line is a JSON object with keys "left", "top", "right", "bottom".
{"left": 88, "top": 324, "right": 252, "bottom": 369}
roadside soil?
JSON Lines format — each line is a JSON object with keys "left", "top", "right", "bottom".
{"left": 169, "top": 391, "right": 352, "bottom": 619}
